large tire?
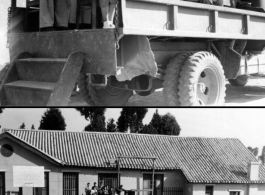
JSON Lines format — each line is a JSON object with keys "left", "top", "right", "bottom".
{"left": 228, "top": 75, "right": 249, "bottom": 86}
{"left": 78, "top": 74, "right": 133, "bottom": 106}
{"left": 178, "top": 52, "right": 226, "bottom": 106}
{"left": 163, "top": 52, "right": 194, "bottom": 106}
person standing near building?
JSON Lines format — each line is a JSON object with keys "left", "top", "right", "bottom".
{"left": 103, "top": 186, "right": 109, "bottom": 195}
{"left": 97, "top": 182, "right": 104, "bottom": 195}
{"left": 85, "top": 183, "right": 91, "bottom": 195}
{"left": 116, "top": 185, "right": 127, "bottom": 195}
{"left": 40, "top": 0, "right": 77, "bottom": 31}
{"left": 108, "top": 187, "right": 115, "bottom": 195}
{"left": 99, "top": 0, "right": 117, "bottom": 28}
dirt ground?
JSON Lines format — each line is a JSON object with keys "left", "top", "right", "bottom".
{"left": 69, "top": 75, "right": 265, "bottom": 107}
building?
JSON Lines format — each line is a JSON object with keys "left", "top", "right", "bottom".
{"left": 0, "top": 129, "right": 265, "bottom": 195}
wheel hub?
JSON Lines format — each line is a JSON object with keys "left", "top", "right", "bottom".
{"left": 196, "top": 70, "right": 214, "bottom": 105}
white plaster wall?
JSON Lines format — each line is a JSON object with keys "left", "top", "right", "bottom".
{"left": 192, "top": 183, "right": 265, "bottom": 195}
{"left": 121, "top": 170, "right": 140, "bottom": 190}
{"left": 248, "top": 184, "right": 265, "bottom": 195}
{"left": 258, "top": 184, "right": 265, "bottom": 195}
{"left": 192, "top": 184, "right": 249, "bottom": 195}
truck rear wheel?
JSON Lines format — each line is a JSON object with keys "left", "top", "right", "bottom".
{"left": 228, "top": 75, "right": 249, "bottom": 86}
{"left": 178, "top": 52, "right": 226, "bottom": 106}
{"left": 163, "top": 52, "right": 194, "bottom": 106}
{"left": 78, "top": 73, "right": 133, "bottom": 106}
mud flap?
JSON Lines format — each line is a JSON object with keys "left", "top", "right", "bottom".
{"left": 116, "top": 35, "right": 158, "bottom": 81}
{"left": 220, "top": 40, "right": 247, "bottom": 79}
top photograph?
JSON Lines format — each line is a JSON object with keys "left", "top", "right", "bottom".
{"left": 1, "top": 0, "right": 265, "bottom": 106}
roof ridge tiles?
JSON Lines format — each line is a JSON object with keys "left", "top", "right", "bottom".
{"left": 2, "top": 128, "right": 239, "bottom": 140}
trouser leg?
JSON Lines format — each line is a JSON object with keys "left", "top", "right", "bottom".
{"left": 40, "top": 0, "right": 54, "bottom": 28}
{"left": 99, "top": 0, "right": 109, "bottom": 22}
{"left": 108, "top": 3, "right": 116, "bottom": 22}
{"left": 54, "top": 0, "right": 71, "bottom": 27}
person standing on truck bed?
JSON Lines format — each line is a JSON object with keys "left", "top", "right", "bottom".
{"left": 99, "top": 0, "right": 117, "bottom": 28}
{"left": 40, "top": 0, "right": 77, "bottom": 31}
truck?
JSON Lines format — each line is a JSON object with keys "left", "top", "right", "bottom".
{"left": 1, "top": 0, "right": 265, "bottom": 106}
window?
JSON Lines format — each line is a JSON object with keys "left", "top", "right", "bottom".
{"left": 0, "top": 172, "right": 5, "bottom": 195}
{"left": 98, "top": 173, "right": 118, "bottom": 188}
{"left": 205, "top": 186, "right": 214, "bottom": 195}
{"left": 33, "top": 172, "right": 49, "bottom": 195}
{"left": 143, "top": 174, "right": 164, "bottom": 195}
{"left": 0, "top": 144, "right": 13, "bottom": 157}
{"left": 230, "top": 192, "right": 240, "bottom": 195}
{"left": 63, "top": 173, "right": 79, "bottom": 195}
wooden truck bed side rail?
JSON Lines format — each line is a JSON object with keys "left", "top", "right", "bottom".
{"left": 119, "top": 0, "right": 265, "bottom": 40}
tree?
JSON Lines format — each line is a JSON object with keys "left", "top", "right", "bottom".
{"left": 142, "top": 110, "right": 181, "bottom": 135}
{"left": 107, "top": 118, "right": 117, "bottom": 132}
{"left": 160, "top": 113, "right": 181, "bottom": 135}
{"left": 140, "top": 124, "right": 158, "bottom": 134}
{"left": 39, "top": 108, "right": 66, "bottom": 130}
{"left": 149, "top": 109, "right": 163, "bottom": 134}
{"left": 84, "top": 115, "right": 106, "bottom": 132}
{"left": 117, "top": 108, "right": 148, "bottom": 133}
{"left": 248, "top": 147, "right": 259, "bottom": 157}
{"left": 76, "top": 108, "right": 106, "bottom": 132}
{"left": 31, "top": 124, "right": 35, "bottom": 130}
{"left": 19, "top": 123, "right": 25, "bottom": 129}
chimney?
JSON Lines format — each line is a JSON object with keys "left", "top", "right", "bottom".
{"left": 248, "top": 162, "right": 260, "bottom": 180}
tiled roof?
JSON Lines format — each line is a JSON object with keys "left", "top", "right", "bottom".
{"left": 1, "top": 129, "right": 265, "bottom": 184}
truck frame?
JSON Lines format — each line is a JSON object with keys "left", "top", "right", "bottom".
{"left": 1, "top": 0, "right": 265, "bottom": 106}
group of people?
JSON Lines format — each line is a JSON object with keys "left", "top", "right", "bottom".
{"left": 85, "top": 182, "right": 127, "bottom": 195}
{"left": 40, "top": 0, "right": 117, "bottom": 31}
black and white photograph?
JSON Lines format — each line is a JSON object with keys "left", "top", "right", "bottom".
{"left": 0, "top": 108, "right": 265, "bottom": 195}
{"left": 1, "top": 0, "right": 265, "bottom": 195}
{"left": 1, "top": 0, "right": 265, "bottom": 106}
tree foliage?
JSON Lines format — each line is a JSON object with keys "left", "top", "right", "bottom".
{"left": 39, "top": 108, "right": 66, "bottom": 130}
{"left": 84, "top": 115, "right": 106, "bottom": 132}
{"left": 149, "top": 109, "right": 163, "bottom": 134}
{"left": 107, "top": 118, "right": 117, "bottom": 132}
{"left": 31, "top": 124, "right": 35, "bottom": 130}
{"left": 19, "top": 123, "right": 25, "bottom": 129}
{"left": 76, "top": 108, "right": 106, "bottom": 132}
{"left": 117, "top": 108, "right": 148, "bottom": 133}
{"left": 141, "top": 109, "right": 181, "bottom": 135}
{"left": 140, "top": 124, "right": 158, "bottom": 134}
{"left": 160, "top": 113, "right": 181, "bottom": 135}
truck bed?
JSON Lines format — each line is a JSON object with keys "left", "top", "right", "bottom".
{"left": 118, "top": 0, "right": 265, "bottom": 40}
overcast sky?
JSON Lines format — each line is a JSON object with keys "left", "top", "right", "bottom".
{"left": 0, "top": 108, "right": 264, "bottom": 154}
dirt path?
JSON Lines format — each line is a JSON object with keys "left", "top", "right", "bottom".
{"left": 69, "top": 76, "right": 265, "bottom": 107}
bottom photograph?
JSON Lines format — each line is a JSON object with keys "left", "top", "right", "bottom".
{"left": 0, "top": 108, "right": 264, "bottom": 195}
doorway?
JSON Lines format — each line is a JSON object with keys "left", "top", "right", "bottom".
{"left": 0, "top": 172, "right": 5, "bottom": 195}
